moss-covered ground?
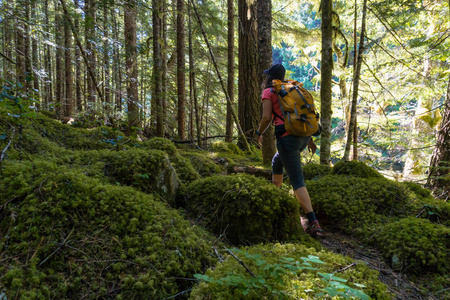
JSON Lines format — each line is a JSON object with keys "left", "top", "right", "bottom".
{"left": 1, "top": 111, "right": 449, "bottom": 299}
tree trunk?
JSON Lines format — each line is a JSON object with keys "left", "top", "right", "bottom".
{"left": 44, "top": 0, "right": 53, "bottom": 108}
{"left": 352, "top": 0, "right": 358, "bottom": 161}
{"left": 15, "top": 2, "right": 25, "bottom": 85}
{"left": 153, "top": 0, "right": 164, "bottom": 136}
{"left": 257, "top": 0, "right": 276, "bottom": 165}
{"left": 31, "top": 0, "right": 39, "bottom": 102}
{"left": 64, "top": 11, "right": 73, "bottom": 118}
{"left": 55, "top": 0, "right": 64, "bottom": 117}
{"left": 225, "top": 0, "right": 235, "bottom": 143}
{"left": 320, "top": 0, "right": 333, "bottom": 165}
{"left": 124, "top": 0, "right": 140, "bottom": 128}
{"left": 104, "top": 2, "right": 111, "bottom": 113}
{"left": 238, "top": 0, "right": 260, "bottom": 147}
{"left": 24, "top": 0, "right": 31, "bottom": 92}
{"left": 161, "top": 0, "right": 168, "bottom": 137}
{"left": 112, "top": 6, "right": 122, "bottom": 112}
{"left": 188, "top": 5, "right": 201, "bottom": 145}
{"left": 75, "top": 11, "right": 82, "bottom": 112}
{"left": 177, "top": 0, "right": 186, "bottom": 140}
{"left": 427, "top": 77, "right": 450, "bottom": 198}
{"left": 85, "top": 0, "right": 96, "bottom": 107}
{"left": 343, "top": 0, "right": 367, "bottom": 161}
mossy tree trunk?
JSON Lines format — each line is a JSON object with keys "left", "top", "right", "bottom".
{"left": 177, "top": 0, "right": 186, "bottom": 141}
{"left": 64, "top": 11, "right": 73, "bottom": 118}
{"left": 85, "top": 0, "right": 97, "bottom": 107}
{"left": 225, "top": 0, "right": 235, "bottom": 143}
{"left": 238, "top": 0, "right": 260, "bottom": 147}
{"left": 257, "top": 0, "right": 276, "bottom": 164}
{"left": 427, "top": 76, "right": 450, "bottom": 198}
{"left": 124, "top": 0, "right": 140, "bottom": 128}
{"left": 55, "top": 0, "right": 64, "bottom": 117}
{"left": 320, "top": 0, "right": 333, "bottom": 165}
{"left": 152, "top": 0, "right": 164, "bottom": 136}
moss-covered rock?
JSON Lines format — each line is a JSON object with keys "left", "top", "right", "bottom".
{"left": 331, "top": 161, "right": 384, "bottom": 179}
{"left": 141, "top": 137, "right": 178, "bottom": 156}
{"left": 212, "top": 141, "right": 243, "bottom": 155}
{"left": 374, "top": 217, "right": 450, "bottom": 274}
{"left": 0, "top": 161, "right": 218, "bottom": 299}
{"left": 182, "top": 174, "right": 316, "bottom": 245}
{"left": 190, "top": 243, "right": 393, "bottom": 299}
{"left": 183, "top": 151, "right": 223, "bottom": 177}
{"left": 307, "top": 175, "right": 415, "bottom": 234}
{"left": 303, "top": 163, "right": 332, "bottom": 181}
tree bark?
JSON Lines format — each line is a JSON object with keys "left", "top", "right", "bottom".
{"left": 177, "top": 0, "right": 186, "bottom": 140}
{"left": 44, "top": 0, "right": 53, "bottom": 108}
{"left": 64, "top": 10, "right": 73, "bottom": 118}
{"left": 153, "top": 0, "right": 164, "bottom": 136}
{"left": 257, "top": 0, "right": 277, "bottom": 165}
{"left": 343, "top": 0, "right": 367, "bottom": 161}
{"left": 55, "top": 0, "right": 64, "bottom": 117}
{"left": 103, "top": 1, "right": 111, "bottom": 113}
{"left": 427, "top": 64, "right": 450, "bottom": 198}
{"left": 225, "top": 0, "right": 235, "bottom": 143}
{"left": 112, "top": 6, "right": 122, "bottom": 112}
{"left": 188, "top": 4, "right": 200, "bottom": 144}
{"left": 85, "top": 0, "right": 96, "bottom": 106}
{"left": 24, "top": 0, "right": 31, "bottom": 92}
{"left": 124, "top": 0, "right": 140, "bottom": 128}
{"left": 75, "top": 10, "right": 82, "bottom": 112}
{"left": 31, "top": 0, "right": 39, "bottom": 101}
{"left": 320, "top": 0, "right": 333, "bottom": 165}
{"left": 238, "top": 0, "right": 259, "bottom": 148}
{"left": 15, "top": 1, "right": 26, "bottom": 85}
{"left": 161, "top": 0, "right": 168, "bottom": 136}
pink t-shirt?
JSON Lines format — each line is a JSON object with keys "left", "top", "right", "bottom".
{"left": 261, "top": 87, "right": 284, "bottom": 126}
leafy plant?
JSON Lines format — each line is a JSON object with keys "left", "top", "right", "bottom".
{"left": 194, "top": 248, "right": 371, "bottom": 299}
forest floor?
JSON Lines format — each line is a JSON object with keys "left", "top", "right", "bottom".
{"left": 307, "top": 219, "right": 438, "bottom": 300}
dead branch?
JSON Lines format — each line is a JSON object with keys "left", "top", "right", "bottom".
{"left": 225, "top": 248, "right": 257, "bottom": 277}
{"left": 1, "top": 126, "right": 15, "bottom": 162}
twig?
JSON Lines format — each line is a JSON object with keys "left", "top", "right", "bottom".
{"left": 213, "top": 246, "right": 224, "bottom": 262}
{"left": 39, "top": 228, "right": 74, "bottom": 266}
{"left": 225, "top": 248, "right": 257, "bottom": 277}
{"left": 1, "top": 127, "right": 15, "bottom": 162}
{"left": 336, "top": 263, "right": 356, "bottom": 273}
{"left": 160, "top": 288, "right": 193, "bottom": 300}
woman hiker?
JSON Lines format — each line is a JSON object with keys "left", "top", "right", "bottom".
{"left": 256, "top": 63, "right": 324, "bottom": 236}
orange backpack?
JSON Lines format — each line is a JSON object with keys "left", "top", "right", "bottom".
{"left": 271, "top": 79, "right": 320, "bottom": 137}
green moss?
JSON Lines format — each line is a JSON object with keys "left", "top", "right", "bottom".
{"left": 190, "top": 243, "right": 392, "bottom": 299}
{"left": 400, "top": 181, "right": 432, "bottom": 199}
{"left": 183, "top": 151, "right": 223, "bottom": 177}
{"left": 212, "top": 141, "right": 243, "bottom": 155}
{"left": 141, "top": 137, "right": 178, "bottom": 156}
{"left": 374, "top": 217, "right": 450, "bottom": 274}
{"left": 182, "top": 174, "right": 318, "bottom": 245}
{"left": 331, "top": 161, "right": 384, "bottom": 179}
{"left": 303, "top": 163, "right": 332, "bottom": 181}
{"left": 0, "top": 161, "right": 218, "bottom": 299}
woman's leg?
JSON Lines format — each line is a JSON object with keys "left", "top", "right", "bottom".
{"left": 272, "top": 152, "right": 284, "bottom": 187}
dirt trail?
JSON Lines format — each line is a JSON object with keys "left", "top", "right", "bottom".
{"left": 316, "top": 230, "right": 439, "bottom": 300}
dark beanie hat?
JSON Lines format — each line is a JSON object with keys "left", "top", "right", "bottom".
{"left": 263, "top": 64, "right": 286, "bottom": 79}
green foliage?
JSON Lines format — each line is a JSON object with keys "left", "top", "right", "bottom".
{"left": 190, "top": 243, "right": 392, "bottom": 299}
{"left": 400, "top": 181, "right": 432, "bottom": 199}
{"left": 303, "top": 163, "right": 332, "bottom": 181}
{"left": 0, "top": 79, "right": 38, "bottom": 119}
{"left": 0, "top": 161, "right": 218, "bottom": 299}
{"left": 182, "top": 174, "right": 315, "bottom": 245}
{"left": 331, "top": 161, "right": 384, "bottom": 179}
{"left": 374, "top": 218, "right": 450, "bottom": 274}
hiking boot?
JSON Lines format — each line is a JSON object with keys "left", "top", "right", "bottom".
{"left": 305, "top": 220, "right": 324, "bottom": 236}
